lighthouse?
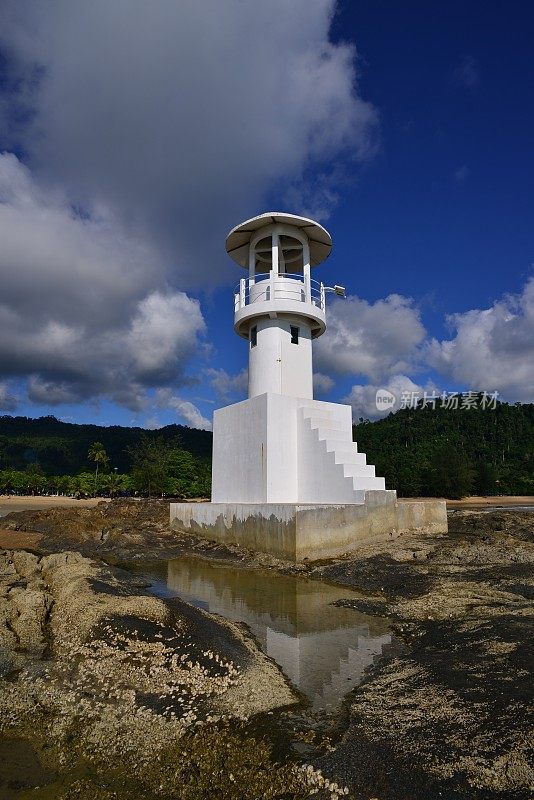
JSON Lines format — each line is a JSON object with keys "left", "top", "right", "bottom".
{"left": 211, "top": 212, "right": 386, "bottom": 505}
{"left": 170, "top": 212, "right": 447, "bottom": 561}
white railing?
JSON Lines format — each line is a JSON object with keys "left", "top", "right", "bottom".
{"left": 234, "top": 272, "right": 325, "bottom": 313}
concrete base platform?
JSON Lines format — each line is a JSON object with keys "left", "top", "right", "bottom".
{"left": 170, "top": 491, "right": 448, "bottom": 562}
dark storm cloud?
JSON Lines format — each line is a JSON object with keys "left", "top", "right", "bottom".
{"left": 0, "top": 153, "right": 206, "bottom": 409}
{"left": 0, "top": 0, "right": 377, "bottom": 287}
{"left": 0, "top": 1, "right": 377, "bottom": 413}
{"left": 0, "top": 381, "right": 17, "bottom": 411}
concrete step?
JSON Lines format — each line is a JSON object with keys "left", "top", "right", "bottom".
{"left": 300, "top": 408, "right": 386, "bottom": 503}
{"left": 315, "top": 428, "right": 352, "bottom": 443}
{"left": 308, "top": 419, "right": 347, "bottom": 433}
{"left": 333, "top": 450, "right": 367, "bottom": 466}
{"left": 321, "top": 448, "right": 369, "bottom": 502}
{"left": 300, "top": 407, "right": 338, "bottom": 421}
{"left": 323, "top": 441, "right": 359, "bottom": 457}
{"left": 343, "top": 463, "right": 376, "bottom": 478}
{"left": 351, "top": 476, "right": 386, "bottom": 491}
{"left": 302, "top": 410, "right": 351, "bottom": 427}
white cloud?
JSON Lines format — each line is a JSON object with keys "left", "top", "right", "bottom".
{"left": 156, "top": 389, "right": 212, "bottom": 431}
{"left": 315, "top": 293, "right": 426, "bottom": 381}
{"left": 426, "top": 277, "right": 534, "bottom": 402}
{"left": 0, "top": 0, "right": 378, "bottom": 287}
{"left": 282, "top": 167, "right": 347, "bottom": 223}
{"left": 126, "top": 292, "right": 206, "bottom": 384}
{"left": 313, "top": 372, "right": 335, "bottom": 394}
{"left": 343, "top": 374, "right": 436, "bottom": 420}
{"left": 326, "top": 280, "right": 534, "bottom": 413}
{"left": 205, "top": 368, "right": 248, "bottom": 402}
{"left": 143, "top": 416, "right": 163, "bottom": 431}
{"left": 0, "top": 153, "right": 205, "bottom": 409}
{"left": 0, "top": 381, "right": 17, "bottom": 411}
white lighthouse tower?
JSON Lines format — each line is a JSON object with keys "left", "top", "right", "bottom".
{"left": 211, "top": 212, "right": 386, "bottom": 505}
{"left": 170, "top": 212, "right": 447, "bottom": 560}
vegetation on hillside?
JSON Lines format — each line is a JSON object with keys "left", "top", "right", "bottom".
{"left": 0, "top": 415, "right": 211, "bottom": 473}
{"left": 0, "top": 416, "right": 211, "bottom": 498}
{"left": 0, "top": 400, "right": 532, "bottom": 500}
{"left": 354, "top": 399, "right": 534, "bottom": 498}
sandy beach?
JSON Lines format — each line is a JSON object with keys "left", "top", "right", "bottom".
{"left": 2, "top": 494, "right": 533, "bottom": 514}
{"left": 0, "top": 495, "right": 109, "bottom": 515}
{"left": 0, "top": 496, "right": 110, "bottom": 548}
{"left": 446, "top": 495, "right": 534, "bottom": 508}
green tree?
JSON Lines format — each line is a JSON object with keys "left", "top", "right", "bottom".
{"left": 105, "top": 471, "right": 126, "bottom": 498}
{"left": 166, "top": 449, "right": 211, "bottom": 498}
{"left": 429, "top": 443, "right": 475, "bottom": 499}
{"left": 475, "top": 462, "right": 498, "bottom": 495}
{"left": 25, "top": 463, "right": 45, "bottom": 495}
{"left": 68, "top": 475, "right": 84, "bottom": 499}
{"left": 88, "top": 442, "right": 109, "bottom": 496}
{"left": 127, "top": 435, "right": 177, "bottom": 497}
{"left": 57, "top": 475, "right": 71, "bottom": 495}
{"left": 0, "top": 469, "right": 15, "bottom": 493}
{"left": 394, "top": 457, "right": 423, "bottom": 497}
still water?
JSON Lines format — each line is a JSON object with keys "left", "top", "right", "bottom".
{"left": 147, "top": 556, "right": 393, "bottom": 712}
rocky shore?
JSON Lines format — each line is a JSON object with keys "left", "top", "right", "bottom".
{"left": 1, "top": 499, "right": 532, "bottom": 799}
{"left": 0, "top": 546, "right": 343, "bottom": 799}
{"left": 312, "top": 510, "right": 533, "bottom": 799}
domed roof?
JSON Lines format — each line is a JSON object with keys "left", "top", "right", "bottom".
{"left": 226, "top": 212, "right": 332, "bottom": 268}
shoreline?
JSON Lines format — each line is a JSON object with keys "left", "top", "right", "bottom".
{"left": 0, "top": 495, "right": 110, "bottom": 513}
{"left": 445, "top": 494, "right": 534, "bottom": 507}
{"left": 2, "top": 493, "right": 533, "bottom": 514}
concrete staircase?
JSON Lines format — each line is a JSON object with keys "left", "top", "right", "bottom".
{"left": 298, "top": 405, "right": 385, "bottom": 503}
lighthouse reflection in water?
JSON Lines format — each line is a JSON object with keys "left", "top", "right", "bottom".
{"left": 165, "top": 557, "right": 392, "bottom": 712}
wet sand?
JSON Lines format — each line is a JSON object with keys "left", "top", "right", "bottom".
{"left": 446, "top": 495, "right": 534, "bottom": 508}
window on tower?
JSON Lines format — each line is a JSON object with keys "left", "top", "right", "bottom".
{"left": 290, "top": 325, "right": 299, "bottom": 344}
{"left": 250, "top": 325, "right": 257, "bottom": 347}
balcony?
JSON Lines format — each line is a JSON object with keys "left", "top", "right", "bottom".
{"left": 233, "top": 272, "right": 326, "bottom": 338}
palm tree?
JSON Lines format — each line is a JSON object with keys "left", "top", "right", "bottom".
{"left": 105, "top": 471, "right": 123, "bottom": 498}
{"left": 69, "top": 475, "right": 84, "bottom": 499}
{"left": 88, "top": 442, "right": 109, "bottom": 497}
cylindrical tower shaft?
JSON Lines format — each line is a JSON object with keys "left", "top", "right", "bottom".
{"left": 248, "top": 316, "right": 313, "bottom": 398}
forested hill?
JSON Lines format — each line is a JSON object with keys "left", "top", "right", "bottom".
{"left": 1, "top": 401, "right": 533, "bottom": 498}
{"left": 0, "top": 415, "right": 212, "bottom": 474}
{"left": 354, "top": 400, "right": 534, "bottom": 498}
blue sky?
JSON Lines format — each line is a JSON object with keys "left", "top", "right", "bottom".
{"left": 0, "top": 1, "right": 532, "bottom": 430}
